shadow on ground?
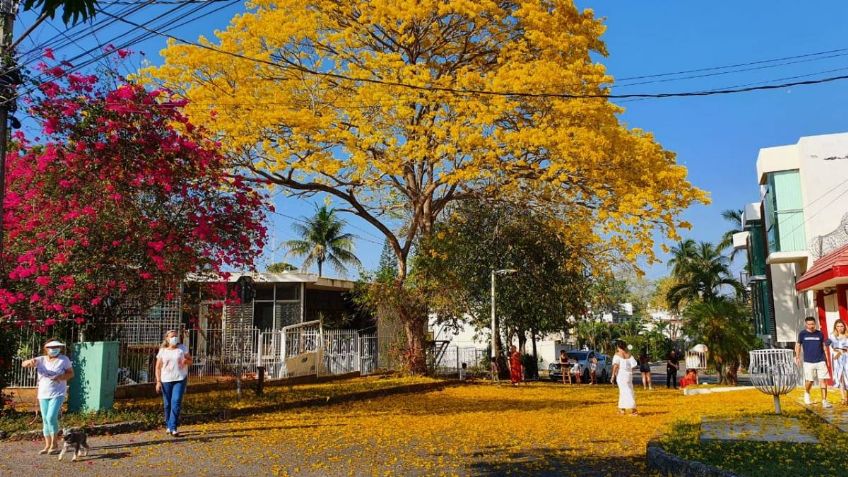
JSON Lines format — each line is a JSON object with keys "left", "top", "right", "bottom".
{"left": 442, "top": 445, "right": 658, "bottom": 477}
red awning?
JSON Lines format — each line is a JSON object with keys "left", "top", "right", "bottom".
{"left": 796, "top": 243, "right": 848, "bottom": 291}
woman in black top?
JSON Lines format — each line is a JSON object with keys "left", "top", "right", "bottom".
{"left": 638, "top": 352, "right": 652, "bottom": 390}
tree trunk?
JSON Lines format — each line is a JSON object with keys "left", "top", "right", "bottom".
{"left": 318, "top": 260, "right": 323, "bottom": 277}
{"left": 531, "top": 331, "right": 538, "bottom": 359}
{"left": 725, "top": 359, "right": 740, "bottom": 385}
{"left": 517, "top": 328, "right": 527, "bottom": 355}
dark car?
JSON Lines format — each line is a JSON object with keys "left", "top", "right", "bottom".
{"left": 549, "top": 350, "right": 611, "bottom": 383}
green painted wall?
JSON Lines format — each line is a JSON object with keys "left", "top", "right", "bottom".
{"left": 68, "top": 341, "right": 119, "bottom": 413}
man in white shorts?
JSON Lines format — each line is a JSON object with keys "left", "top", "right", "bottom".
{"left": 795, "top": 316, "right": 831, "bottom": 408}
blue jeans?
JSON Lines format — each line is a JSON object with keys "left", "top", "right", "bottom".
{"left": 39, "top": 396, "right": 64, "bottom": 436}
{"left": 161, "top": 379, "right": 187, "bottom": 431}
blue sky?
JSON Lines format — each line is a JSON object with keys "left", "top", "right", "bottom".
{"left": 16, "top": 1, "right": 848, "bottom": 280}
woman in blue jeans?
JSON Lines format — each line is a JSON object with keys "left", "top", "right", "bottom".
{"left": 21, "top": 339, "right": 74, "bottom": 454}
{"left": 155, "top": 330, "right": 192, "bottom": 437}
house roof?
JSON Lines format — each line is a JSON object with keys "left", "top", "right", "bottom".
{"left": 796, "top": 243, "right": 848, "bottom": 291}
{"left": 186, "top": 271, "right": 357, "bottom": 291}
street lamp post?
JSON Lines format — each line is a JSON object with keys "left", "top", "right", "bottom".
{"left": 491, "top": 268, "right": 517, "bottom": 380}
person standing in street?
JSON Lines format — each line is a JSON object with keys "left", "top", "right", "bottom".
{"left": 21, "top": 339, "right": 74, "bottom": 455}
{"left": 509, "top": 345, "right": 523, "bottom": 386}
{"left": 666, "top": 349, "right": 679, "bottom": 389}
{"left": 156, "top": 330, "right": 193, "bottom": 436}
{"left": 796, "top": 316, "right": 832, "bottom": 408}
{"left": 638, "top": 352, "right": 652, "bottom": 390}
{"left": 559, "top": 350, "right": 571, "bottom": 384}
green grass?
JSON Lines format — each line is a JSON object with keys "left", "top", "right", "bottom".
{"left": 658, "top": 411, "right": 848, "bottom": 477}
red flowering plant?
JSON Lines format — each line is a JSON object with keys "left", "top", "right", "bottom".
{"left": 0, "top": 58, "right": 268, "bottom": 339}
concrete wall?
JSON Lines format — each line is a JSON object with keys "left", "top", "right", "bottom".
{"left": 796, "top": 133, "right": 848, "bottom": 249}
{"left": 771, "top": 262, "right": 804, "bottom": 343}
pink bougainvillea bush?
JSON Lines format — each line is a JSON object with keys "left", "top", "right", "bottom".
{"left": 0, "top": 58, "right": 268, "bottom": 331}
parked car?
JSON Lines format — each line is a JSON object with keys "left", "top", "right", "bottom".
{"left": 548, "top": 350, "right": 612, "bottom": 383}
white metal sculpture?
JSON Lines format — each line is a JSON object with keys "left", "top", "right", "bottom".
{"left": 749, "top": 349, "right": 800, "bottom": 414}
{"left": 685, "top": 344, "right": 709, "bottom": 370}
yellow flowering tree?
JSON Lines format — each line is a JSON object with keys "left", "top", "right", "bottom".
{"left": 145, "top": 0, "right": 708, "bottom": 372}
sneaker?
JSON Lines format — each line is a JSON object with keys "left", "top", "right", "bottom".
{"left": 823, "top": 400, "right": 833, "bottom": 409}
{"left": 171, "top": 430, "right": 181, "bottom": 437}
{"left": 166, "top": 428, "right": 174, "bottom": 435}
{"left": 804, "top": 393, "right": 812, "bottom": 405}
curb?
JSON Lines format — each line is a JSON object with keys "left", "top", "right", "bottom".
{"left": 4, "top": 380, "right": 457, "bottom": 442}
{"left": 646, "top": 439, "right": 739, "bottom": 477}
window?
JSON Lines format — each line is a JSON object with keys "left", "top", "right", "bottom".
{"left": 254, "top": 285, "right": 274, "bottom": 301}
{"left": 254, "top": 302, "right": 274, "bottom": 331}
{"left": 276, "top": 283, "right": 300, "bottom": 301}
{"left": 764, "top": 170, "right": 805, "bottom": 253}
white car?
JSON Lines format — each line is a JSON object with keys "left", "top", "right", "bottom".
{"left": 549, "top": 350, "right": 612, "bottom": 383}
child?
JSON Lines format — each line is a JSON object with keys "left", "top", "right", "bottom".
{"left": 570, "top": 357, "right": 582, "bottom": 384}
{"left": 459, "top": 362, "right": 467, "bottom": 381}
{"left": 588, "top": 353, "right": 599, "bottom": 385}
{"left": 679, "top": 368, "right": 698, "bottom": 388}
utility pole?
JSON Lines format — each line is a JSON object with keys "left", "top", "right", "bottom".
{"left": 0, "top": 0, "right": 18, "bottom": 262}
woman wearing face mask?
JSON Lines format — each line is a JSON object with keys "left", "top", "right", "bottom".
{"left": 155, "top": 330, "right": 192, "bottom": 437}
{"left": 21, "top": 338, "right": 74, "bottom": 455}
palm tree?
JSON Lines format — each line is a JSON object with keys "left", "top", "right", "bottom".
{"left": 683, "top": 297, "right": 757, "bottom": 385}
{"left": 666, "top": 241, "right": 744, "bottom": 310}
{"left": 667, "top": 239, "right": 698, "bottom": 278}
{"left": 718, "top": 209, "right": 744, "bottom": 260}
{"left": 283, "top": 206, "right": 361, "bottom": 277}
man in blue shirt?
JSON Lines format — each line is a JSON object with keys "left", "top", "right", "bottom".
{"left": 795, "top": 316, "right": 832, "bottom": 408}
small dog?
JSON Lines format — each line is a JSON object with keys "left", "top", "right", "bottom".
{"left": 58, "top": 427, "right": 89, "bottom": 461}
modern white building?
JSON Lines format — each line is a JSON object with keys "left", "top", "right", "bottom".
{"left": 735, "top": 132, "right": 848, "bottom": 347}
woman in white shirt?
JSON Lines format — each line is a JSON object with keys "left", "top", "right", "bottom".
{"left": 611, "top": 340, "right": 638, "bottom": 416}
{"left": 830, "top": 320, "right": 848, "bottom": 405}
{"left": 155, "top": 330, "right": 192, "bottom": 437}
{"left": 21, "top": 339, "right": 74, "bottom": 454}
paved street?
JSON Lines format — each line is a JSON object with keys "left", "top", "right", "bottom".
{"left": 0, "top": 381, "right": 771, "bottom": 477}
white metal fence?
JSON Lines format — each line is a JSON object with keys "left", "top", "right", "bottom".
{"left": 431, "top": 346, "right": 488, "bottom": 377}
{"left": 258, "top": 322, "right": 378, "bottom": 379}
{"left": 10, "top": 322, "right": 376, "bottom": 388}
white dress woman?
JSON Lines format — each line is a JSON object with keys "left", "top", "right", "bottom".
{"left": 830, "top": 320, "right": 848, "bottom": 405}
{"left": 612, "top": 343, "right": 638, "bottom": 415}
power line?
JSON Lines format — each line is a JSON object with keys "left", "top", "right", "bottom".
{"left": 4, "top": 0, "right": 234, "bottom": 111}
{"left": 615, "top": 46, "right": 848, "bottom": 82}
{"left": 614, "top": 52, "right": 848, "bottom": 89}
{"left": 95, "top": 10, "right": 848, "bottom": 101}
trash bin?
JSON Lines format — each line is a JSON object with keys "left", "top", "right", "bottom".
{"left": 68, "top": 341, "right": 119, "bottom": 412}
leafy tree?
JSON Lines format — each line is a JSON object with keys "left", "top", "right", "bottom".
{"left": 22, "top": 0, "right": 97, "bottom": 25}
{"left": 283, "top": 205, "right": 361, "bottom": 277}
{"left": 0, "top": 58, "right": 266, "bottom": 401}
{"left": 666, "top": 241, "right": 744, "bottom": 310}
{"left": 266, "top": 262, "right": 297, "bottom": 273}
{"left": 414, "top": 199, "right": 593, "bottom": 357}
{"left": 683, "top": 297, "right": 758, "bottom": 385}
{"left": 147, "top": 0, "right": 708, "bottom": 372}
{"left": 648, "top": 276, "right": 679, "bottom": 311}
{"left": 376, "top": 239, "right": 398, "bottom": 283}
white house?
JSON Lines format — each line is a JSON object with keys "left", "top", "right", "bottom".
{"left": 734, "top": 132, "right": 848, "bottom": 347}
